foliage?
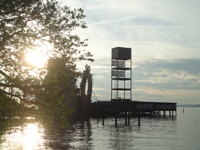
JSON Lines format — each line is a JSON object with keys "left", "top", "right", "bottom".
{"left": 0, "top": 0, "right": 93, "bottom": 127}
{"left": 0, "top": 93, "right": 21, "bottom": 119}
{"left": 36, "top": 58, "right": 75, "bottom": 129}
{"left": 0, "top": 0, "right": 93, "bottom": 102}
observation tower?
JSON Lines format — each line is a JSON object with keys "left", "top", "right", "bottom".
{"left": 111, "top": 47, "right": 132, "bottom": 101}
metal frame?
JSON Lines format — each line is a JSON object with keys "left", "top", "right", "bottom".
{"left": 111, "top": 47, "right": 132, "bottom": 101}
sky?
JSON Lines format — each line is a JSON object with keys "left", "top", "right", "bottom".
{"left": 62, "top": 0, "right": 200, "bottom": 104}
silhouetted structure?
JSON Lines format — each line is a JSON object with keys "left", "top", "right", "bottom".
{"left": 90, "top": 101, "right": 177, "bottom": 126}
{"left": 111, "top": 47, "right": 132, "bottom": 101}
{"left": 74, "top": 47, "right": 177, "bottom": 126}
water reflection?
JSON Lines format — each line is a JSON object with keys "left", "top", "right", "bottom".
{"left": 0, "top": 119, "right": 93, "bottom": 150}
{"left": 109, "top": 126, "right": 134, "bottom": 149}
{"left": 0, "top": 122, "right": 45, "bottom": 149}
{"left": 64, "top": 119, "right": 93, "bottom": 149}
{"left": 0, "top": 116, "right": 184, "bottom": 150}
{"left": 22, "top": 124, "right": 45, "bottom": 149}
{"left": 41, "top": 119, "right": 93, "bottom": 149}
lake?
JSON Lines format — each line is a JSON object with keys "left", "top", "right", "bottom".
{"left": 0, "top": 107, "right": 200, "bottom": 150}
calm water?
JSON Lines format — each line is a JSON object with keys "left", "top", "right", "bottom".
{"left": 0, "top": 107, "right": 200, "bottom": 150}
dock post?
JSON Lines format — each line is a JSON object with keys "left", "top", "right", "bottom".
{"left": 115, "top": 115, "right": 117, "bottom": 127}
{"left": 128, "top": 112, "right": 131, "bottom": 126}
{"left": 172, "top": 110, "right": 174, "bottom": 120}
{"left": 169, "top": 111, "right": 171, "bottom": 117}
{"left": 138, "top": 111, "right": 141, "bottom": 126}
{"left": 163, "top": 111, "right": 166, "bottom": 118}
{"left": 102, "top": 111, "right": 105, "bottom": 126}
{"left": 125, "top": 112, "right": 127, "bottom": 126}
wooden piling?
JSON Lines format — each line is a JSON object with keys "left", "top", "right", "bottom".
{"left": 125, "top": 112, "right": 127, "bottom": 125}
{"left": 128, "top": 112, "right": 131, "bottom": 126}
{"left": 138, "top": 111, "right": 141, "bottom": 126}
{"left": 115, "top": 115, "right": 117, "bottom": 127}
{"left": 163, "top": 110, "right": 166, "bottom": 118}
{"left": 102, "top": 111, "right": 105, "bottom": 125}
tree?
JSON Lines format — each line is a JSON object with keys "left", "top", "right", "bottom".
{"left": 0, "top": 92, "right": 21, "bottom": 120}
{"left": 37, "top": 58, "right": 76, "bottom": 129}
{"left": 0, "top": 0, "right": 93, "bottom": 123}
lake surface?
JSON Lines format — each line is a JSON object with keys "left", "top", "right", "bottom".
{"left": 0, "top": 107, "right": 200, "bottom": 150}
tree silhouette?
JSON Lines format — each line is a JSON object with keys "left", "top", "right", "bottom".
{"left": 0, "top": 0, "right": 93, "bottom": 124}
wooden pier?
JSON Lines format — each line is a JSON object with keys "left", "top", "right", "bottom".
{"left": 90, "top": 100, "right": 177, "bottom": 126}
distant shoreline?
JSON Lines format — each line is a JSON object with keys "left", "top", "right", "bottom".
{"left": 177, "top": 104, "right": 200, "bottom": 108}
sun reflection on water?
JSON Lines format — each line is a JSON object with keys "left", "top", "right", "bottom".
{"left": 22, "top": 124, "right": 44, "bottom": 149}
{"left": 1, "top": 123, "right": 46, "bottom": 150}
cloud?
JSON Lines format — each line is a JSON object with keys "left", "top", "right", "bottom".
{"left": 132, "top": 59, "right": 200, "bottom": 103}
{"left": 138, "top": 59, "right": 200, "bottom": 74}
{"left": 89, "top": 58, "right": 200, "bottom": 104}
{"left": 63, "top": 0, "right": 200, "bottom": 104}
{"left": 133, "top": 59, "right": 200, "bottom": 89}
{"left": 65, "top": 0, "right": 200, "bottom": 62}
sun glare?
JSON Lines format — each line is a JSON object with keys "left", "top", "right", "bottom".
{"left": 1, "top": 123, "right": 45, "bottom": 149}
{"left": 25, "top": 50, "right": 47, "bottom": 67}
{"left": 22, "top": 123, "right": 44, "bottom": 149}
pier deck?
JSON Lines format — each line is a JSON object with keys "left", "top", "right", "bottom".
{"left": 90, "top": 100, "right": 176, "bottom": 126}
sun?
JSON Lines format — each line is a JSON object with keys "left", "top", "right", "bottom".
{"left": 25, "top": 49, "right": 47, "bottom": 67}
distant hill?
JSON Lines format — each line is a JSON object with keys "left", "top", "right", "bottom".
{"left": 177, "top": 104, "right": 200, "bottom": 107}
